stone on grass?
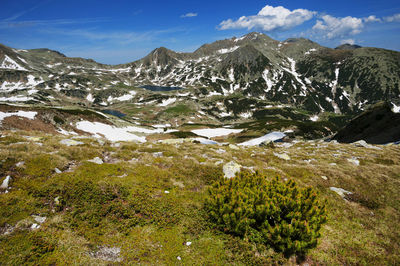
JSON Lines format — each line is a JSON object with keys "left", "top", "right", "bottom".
{"left": 32, "top": 215, "right": 46, "bottom": 224}
{"left": 330, "top": 187, "right": 352, "bottom": 199}
{"left": 228, "top": 144, "right": 240, "bottom": 150}
{"left": 55, "top": 168, "right": 62, "bottom": 174}
{"left": 90, "top": 246, "right": 122, "bottom": 262}
{"left": 152, "top": 152, "right": 163, "bottom": 158}
{"left": 223, "top": 161, "right": 241, "bottom": 179}
{"left": 352, "top": 140, "right": 382, "bottom": 150}
{"left": 88, "top": 157, "right": 103, "bottom": 164}
{"left": 347, "top": 158, "right": 360, "bottom": 166}
{"left": 321, "top": 176, "right": 328, "bottom": 180}
{"left": 60, "top": 139, "right": 84, "bottom": 146}
{"left": 0, "top": 176, "right": 11, "bottom": 189}
{"left": 273, "top": 153, "right": 291, "bottom": 161}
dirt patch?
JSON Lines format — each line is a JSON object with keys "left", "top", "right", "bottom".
{"left": 2, "top": 116, "right": 57, "bottom": 134}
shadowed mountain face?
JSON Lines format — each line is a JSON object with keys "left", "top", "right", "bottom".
{"left": 333, "top": 102, "right": 400, "bottom": 144}
{"left": 0, "top": 32, "right": 399, "bottom": 115}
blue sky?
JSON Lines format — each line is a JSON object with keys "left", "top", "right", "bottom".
{"left": 1, "top": 0, "right": 399, "bottom": 64}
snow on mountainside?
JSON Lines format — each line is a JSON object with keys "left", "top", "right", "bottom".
{"left": 0, "top": 32, "right": 399, "bottom": 116}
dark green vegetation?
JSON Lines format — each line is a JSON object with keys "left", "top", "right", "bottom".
{"left": 0, "top": 129, "right": 400, "bottom": 264}
{"left": 333, "top": 101, "right": 400, "bottom": 144}
{"left": 206, "top": 173, "right": 327, "bottom": 257}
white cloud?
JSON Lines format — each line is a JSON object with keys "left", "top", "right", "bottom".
{"left": 340, "top": 39, "right": 355, "bottom": 45}
{"left": 181, "top": 13, "right": 198, "bottom": 18}
{"left": 219, "top": 5, "right": 316, "bottom": 31}
{"left": 363, "top": 15, "right": 381, "bottom": 23}
{"left": 384, "top": 13, "right": 400, "bottom": 22}
{"left": 312, "top": 15, "right": 364, "bottom": 39}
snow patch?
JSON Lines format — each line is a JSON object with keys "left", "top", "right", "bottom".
{"left": 158, "top": 98, "right": 176, "bottom": 107}
{"left": 0, "top": 55, "right": 27, "bottom": 71}
{"left": 0, "top": 111, "right": 37, "bottom": 122}
{"left": 191, "top": 128, "right": 243, "bottom": 138}
{"left": 217, "top": 46, "right": 239, "bottom": 54}
{"left": 238, "top": 132, "right": 286, "bottom": 146}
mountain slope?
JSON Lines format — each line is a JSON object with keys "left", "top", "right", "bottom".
{"left": 0, "top": 32, "right": 399, "bottom": 116}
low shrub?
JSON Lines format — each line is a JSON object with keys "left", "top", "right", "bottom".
{"left": 205, "top": 172, "right": 327, "bottom": 257}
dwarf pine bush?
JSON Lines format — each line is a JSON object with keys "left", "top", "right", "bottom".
{"left": 205, "top": 172, "right": 327, "bottom": 257}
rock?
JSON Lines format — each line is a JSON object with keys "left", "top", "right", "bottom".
{"left": 152, "top": 152, "right": 163, "bottom": 158}
{"left": 215, "top": 148, "right": 226, "bottom": 154}
{"left": 90, "top": 246, "right": 122, "bottom": 262}
{"left": 55, "top": 168, "right": 62, "bottom": 174}
{"left": 60, "top": 139, "right": 84, "bottom": 146}
{"left": 186, "top": 242, "right": 192, "bottom": 246}
{"left": 23, "top": 136, "right": 42, "bottom": 142}
{"left": 273, "top": 153, "right": 291, "bottom": 161}
{"left": 88, "top": 157, "right": 103, "bottom": 164}
{"left": 30, "top": 223, "right": 40, "bottom": 230}
{"left": 259, "top": 140, "right": 275, "bottom": 148}
{"left": 347, "top": 158, "right": 360, "bottom": 166}
{"left": 223, "top": 161, "right": 241, "bottom": 179}
{"left": 352, "top": 140, "right": 382, "bottom": 150}
{"left": 321, "top": 176, "right": 328, "bottom": 180}
{"left": 16, "top": 161, "right": 25, "bottom": 167}
{"left": 228, "top": 144, "right": 240, "bottom": 150}
{"left": 214, "top": 160, "right": 224, "bottom": 166}
{"left": 0, "top": 176, "right": 11, "bottom": 189}
{"left": 54, "top": 196, "right": 61, "bottom": 205}
{"left": 32, "top": 215, "right": 46, "bottom": 224}
{"left": 277, "top": 142, "right": 293, "bottom": 148}
{"left": 177, "top": 256, "right": 182, "bottom": 261}
{"left": 164, "top": 190, "right": 170, "bottom": 194}
{"left": 330, "top": 187, "right": 353, "bottom": 198}
{"left": 0, "top": 223, "right": 15, "bottom": 235}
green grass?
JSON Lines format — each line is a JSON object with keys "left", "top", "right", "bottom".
{"left": 0, "top": 129, "right": 399, "bottom": 264}
{"left": 164, "top": 104, "right": 192, "bottom": 115}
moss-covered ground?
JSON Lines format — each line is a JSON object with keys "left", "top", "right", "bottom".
{"left": 0, "top": 130, "right": 399, "bottom": 265}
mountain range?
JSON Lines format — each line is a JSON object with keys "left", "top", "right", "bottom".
{"left": 1, "top": 32, "right": 399, "bottom": 114}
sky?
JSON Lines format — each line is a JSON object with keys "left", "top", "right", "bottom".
{"left": 1, "top": 0, "right": 399, "bottom": 64}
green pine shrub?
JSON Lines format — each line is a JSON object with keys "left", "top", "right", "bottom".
{"left": 205, "top": 171, "right": 327, "bottom": 257}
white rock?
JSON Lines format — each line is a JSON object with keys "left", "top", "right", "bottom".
{"left": 330, "top": 187, "right": 352, "bottom": 198}
{"left": 88, "top": 157, "right": 103, "bottom": 164}
{"left": 228, "top": 144, "right": 240, "bottom": 150}
{"left": 186, "top": 242, "right": 192, "bottom": 246}
{"left": 177, "top": 256, "right": 182, "bottom": 261}
{"left": 55, "top": 168, "right": 62, "bottom": 174}
{"left": 273, "top": 153, "right": 291, "bottom": 161}
{"left": 223, "top": 161, "right": 241, "bottom": 179}
{"left": 30, "top": 223, "right": 40, "bottom": 229}
{"left": 32, "top": 215, "right": 46, "bottom": 224}
{"left": 16, "top": 161, "right": 25, "bottom": 167}
{"left": 153, "top": 152, "right": 163, "bottom": 158}
{"left": 347, "top": 158, "right": 360, "bottom": 166}
{"left": 164, "top": 190, "right": 170, "bottom": 194}
{"left": 60, "top": 139, "right": 84, "bottom": 146}
{"left": 352, "top": 140, "right": 382, "bottom": 150}
{"left": 0, "top": 175, "right": 11, "bottom": 189}
{"left": 321, "top": 176, "right": 328, "bottom": 180}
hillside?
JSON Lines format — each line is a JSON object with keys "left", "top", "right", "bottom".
{"left": 1, "top": 32, "right": 400, "bottom": 264}
{"left": 1, "top": 124, "right": 400, "bottom": 264}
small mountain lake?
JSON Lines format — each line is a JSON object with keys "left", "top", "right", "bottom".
{"left": 140, "top": 85, "right": 185, "bottom": 91}
{"left": 101, "top": 109, "right": 127, "bottom": 118}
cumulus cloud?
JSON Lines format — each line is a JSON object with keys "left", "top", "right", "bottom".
{"left": 312, "top": 15, "right": 364, "bottom": 39}
{"left": 219, "top": 5, "right": 316, "bottom": 31}
{"left": 181, "top": 13, "right": 198, "bottom": 18}
{"left": 340, "top": 39, "right": 355, "bottom": 45}
{"left": 384, "top": 13, "right": 400, "bottom": 22}
{"left": 363, "top": 15, "right": 381, "bottom": 23}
